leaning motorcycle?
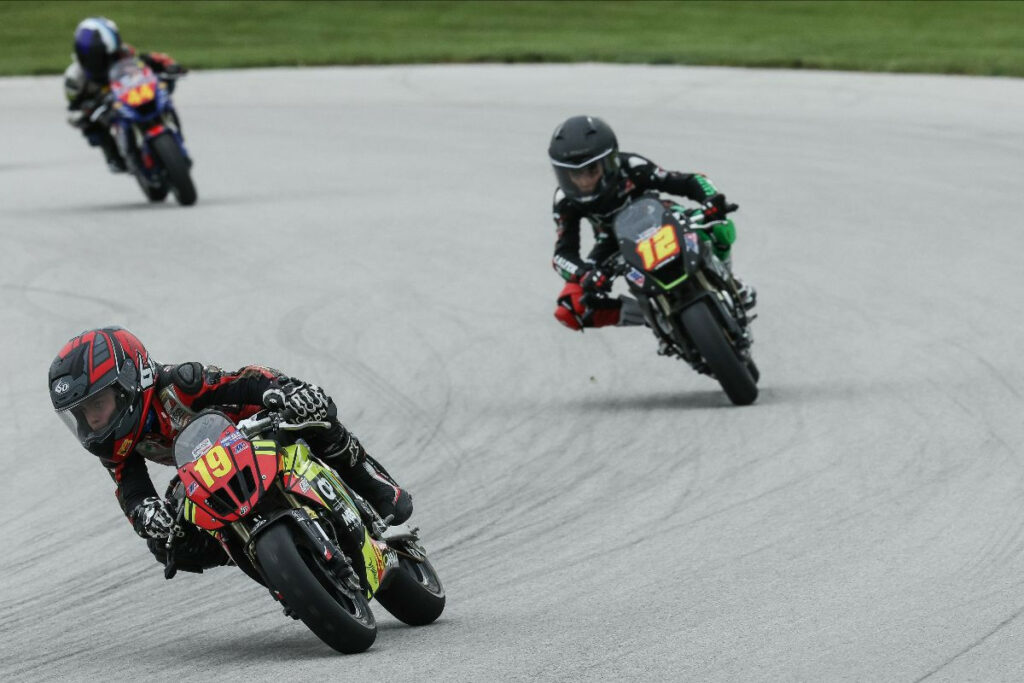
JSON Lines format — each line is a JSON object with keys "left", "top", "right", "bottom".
{"left": 165, "top": 408, "right": 445, "bottom": 653}
{"left": 96, "top": 57, "right": 196, "bottom": 205}
{"left": 602, "top": 196, "right": 759, "bottom": 405}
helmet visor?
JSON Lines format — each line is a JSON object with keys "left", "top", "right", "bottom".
{"left": 551, "top": 150, "right": 618, "bottom": 203}
{"left": 56, "top": 384, "right": 131, "bottom": 447}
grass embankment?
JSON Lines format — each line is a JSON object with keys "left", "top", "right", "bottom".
{"left": 2, "top": 0, "right": 1021, "bottom": 77}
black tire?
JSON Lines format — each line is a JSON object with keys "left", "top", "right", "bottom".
{"left": 254, "top": 523, "right": 377, "bottom": 654}
{"left": 680, "top": 300, "right": 758, "bottom": 405}
{"left": 135, "top": 174, "right": 169, "bottom": 202}
{"left": 150, "top": 133, "right": 197, "bottom": 206}
{"left": 374, "top": 555, "right": 446, "bottom": 626}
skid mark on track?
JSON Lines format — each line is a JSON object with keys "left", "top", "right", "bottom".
{"left": 914, "top": 605, "right": 1024, "bottom": 682}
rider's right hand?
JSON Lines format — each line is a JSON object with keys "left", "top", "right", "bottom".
{"left": 262, "top": 380, "right": 331, "bottom": 422}
{"left": 131, "top": 497, "right": 175, "bottom": 539}
{"left": 580, "top": 269, "right": 611, "bottom": 293}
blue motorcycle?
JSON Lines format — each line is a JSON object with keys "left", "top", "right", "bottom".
{"left": 97, "top": 57, "right": 196, "bottom": 205}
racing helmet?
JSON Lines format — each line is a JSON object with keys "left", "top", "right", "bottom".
{"left": 49, "top": 327, "right": 155, "bottom": 451}
{"left": 548, "top": 115, "right": 621, "bottom": 204}
{"left": 73, "top": 16, "right": 122, "bottom": 80}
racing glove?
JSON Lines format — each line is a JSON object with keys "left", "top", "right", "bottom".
{"left": 131, "top": 497, "right": 176, "bottom": 539}
{"left": 262, "top": 379, "right": 331, "bottom": 421}
{"left": 580, "top": 269, "right": 612, "bottom": 293}
{"left": 700, "top": 193, "right": 729, "bottom": 221}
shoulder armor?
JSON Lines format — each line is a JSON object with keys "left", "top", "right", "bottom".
{"left": 169, "top": 362, "right": 205, "bottom": 393}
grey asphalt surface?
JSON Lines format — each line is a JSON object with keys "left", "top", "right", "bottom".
{"left": 2, "top": 64, "right": 1023, "bottom": 682}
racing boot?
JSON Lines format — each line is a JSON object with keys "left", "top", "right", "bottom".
{"left": 616, "top": 296, "right": 646, "bottom": 326}
{"left": 97, "top": 132, "right": 126, "bottom": 173}
{"left": 339, "top": 456, "right": 414, "bottom": 526}
{"left": 721, "top": 256, "right": 756, "bottom": 310}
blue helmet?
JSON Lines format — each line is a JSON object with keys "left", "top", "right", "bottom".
{"left": 73, "top": 17, "right": 122, "bottom": 80}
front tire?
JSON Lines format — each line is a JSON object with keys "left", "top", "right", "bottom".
{"left": 680, "top": 300, "right": 758, "bottom": 405}
{"left": 150, "top": 133, "right": 197, "bottom": 206}
{"left": 254, "top": 523, "right": 377, "bottom": 654}
{"left": 135, "top": 173, "right": 169, "bottom": 202}
{"left": 374, "top": 555, "right": 446, "bottom": 626}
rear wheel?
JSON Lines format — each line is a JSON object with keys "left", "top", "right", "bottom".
{"left": 374, "top": 554, "right": 446, "bottom": 626}
{"left": 151, "top": 133, "right": 197, "bottom": 206}
{"left": 254, "top": 523, "right": 376, "bottom": 654}
{"left": 680, "top": 300, "right": 758, "bottom": 405}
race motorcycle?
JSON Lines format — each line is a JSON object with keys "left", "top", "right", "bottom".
{"left": 164, "top": 408, "right": 445, "bottom": 654}
{"left": 92, "top": 56, "right": 196, "bottom": 205}
{"left": 596, "top": 196, "right": 759, "bottom": 405}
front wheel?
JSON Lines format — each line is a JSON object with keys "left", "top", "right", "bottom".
{"left": 254, "top": 523, "right": 377, "bottom": 654}
{"left": 134, "top": 173, "right": 168, "bottom": 202}
{"left": 150, "top": 133, "right": 197, "bottom": 206}
{"left": 374, "top": 554, "right": 446, "bottom": 626}
{"left": 680, "top": 300, "right": 758, "bottom": 405}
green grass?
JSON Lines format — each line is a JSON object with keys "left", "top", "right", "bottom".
{"left": 2, "top": 1, "right": 1022, "bottom": 77}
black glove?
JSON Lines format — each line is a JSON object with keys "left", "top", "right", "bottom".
{"left": 131, "top": 497, "right": 176, "bottom": 539}
{"left": 700, "top": 193, "right": 729, "bottom": 221}
{"left": 262, "top": 379, "right": 331, "bottom": 421}
{"left": 580, "top": 269, "right": 611, "bottom": 293}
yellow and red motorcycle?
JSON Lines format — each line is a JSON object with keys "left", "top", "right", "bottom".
{"left": 167, "top": 408, "right": 444, "bottom": 654}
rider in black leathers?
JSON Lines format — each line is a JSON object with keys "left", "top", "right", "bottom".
{"left": 548, "top": 115, "right": 755, "bottom": 330}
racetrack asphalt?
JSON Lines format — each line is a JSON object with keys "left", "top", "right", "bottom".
{"left": 1, "top": 64, "right": 1023, "bottom": 681}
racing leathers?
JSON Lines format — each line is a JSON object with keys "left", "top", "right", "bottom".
{"left": 93, "top": 362, "right": 411, "bottom": 573}
{"left": 64, "top": 46, "right": 183, "bottom": 172}
{"left": 551, "top": 152, "right": 749, "bottom": 330}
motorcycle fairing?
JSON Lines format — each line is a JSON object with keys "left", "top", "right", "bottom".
{"left": 614, "top": 198, "right": 703, "bottom": 293}
{"left": 180, "top": 428, "right": 279, "bottom": 530}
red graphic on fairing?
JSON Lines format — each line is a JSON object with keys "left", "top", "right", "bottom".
{"left": 179, "top": 425, "right": 279, "bottom": 530}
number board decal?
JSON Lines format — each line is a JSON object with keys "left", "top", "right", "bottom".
{"left": 635, "top": 224, "right": 681, "bottom": 270}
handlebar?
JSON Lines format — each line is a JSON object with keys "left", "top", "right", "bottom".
{"left": 235, "top": 411, "right": 331, "bottom": 438}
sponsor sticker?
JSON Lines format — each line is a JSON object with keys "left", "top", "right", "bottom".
{"left": 221, "top": 430, "right": 242, "bottom": 446}
{"left": 187, "top": 482, "right": 198, "bottom": 495}
{"left": 684, "top": 232, "right": 700, "bottom": 253}
{"left": 191, "top": 438, "right": 213, "bottom": 460}
{"left": 627, "top": 269, "right": 646, "bottom": 286}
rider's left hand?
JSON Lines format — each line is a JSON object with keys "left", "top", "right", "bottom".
{"left": 700, "top": 193, "right": 729, "bottom": 221}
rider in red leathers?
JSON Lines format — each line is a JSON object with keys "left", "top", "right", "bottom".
{"left": 48, "top": 327, "right": 412, "bottom": 574}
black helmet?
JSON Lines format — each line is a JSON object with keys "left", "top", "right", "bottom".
{"left": 548, "top": 115, "right": 620, "bottom": 204}
{"left": 73, "top": 16, "right": 122, "bottom": 80}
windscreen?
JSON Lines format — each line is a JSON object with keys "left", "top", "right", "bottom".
{"left": 613, "top": 197, "right": 666, "bottom": 243}
{"left": 172, "top": 411, "right": 234, "bottom": 468}
{"left": 108, "top": 58, "right": 155, "bottom": 95}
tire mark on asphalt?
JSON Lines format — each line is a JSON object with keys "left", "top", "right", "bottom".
{"left": 913, "top": 605, "right": 1024, "bottom": 682}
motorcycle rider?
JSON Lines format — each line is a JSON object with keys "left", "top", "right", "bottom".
{"left": 548, "top": 115, "right": 756, "bottom": 331}
{"left": 64, "top": 16, "right": 185, "bottom": 173}
{"left": 48, "top": 327, "right": 413, "bottom": 574}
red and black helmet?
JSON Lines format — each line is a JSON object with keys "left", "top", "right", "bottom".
{"left": 49, "top": 327, "right": 156, "bottom": 454}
